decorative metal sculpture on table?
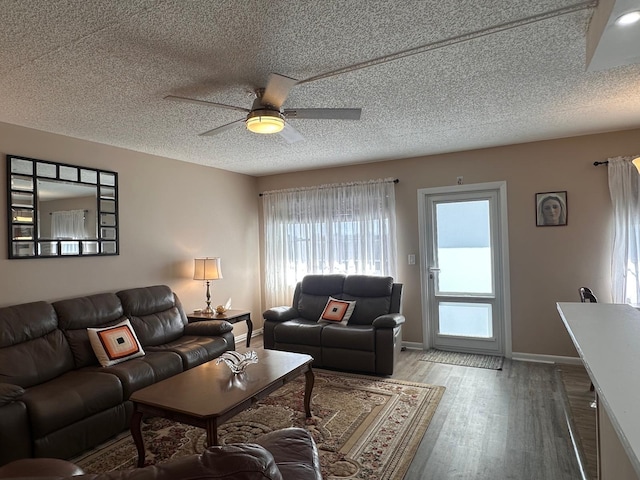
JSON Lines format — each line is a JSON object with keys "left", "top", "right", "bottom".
{"left": 216, "top": 350, "right": 258, "bottom": 374}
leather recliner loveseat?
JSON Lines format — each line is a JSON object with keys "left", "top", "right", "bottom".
{"left": 263, "top": 274, "right": 404, "bottom": 375}
{"left": 0, "top": 285, "right": 235, "bottom": 467}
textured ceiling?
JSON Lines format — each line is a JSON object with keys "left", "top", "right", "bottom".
{"left": 1, "top": 0, "right": 640, "bottom": 176}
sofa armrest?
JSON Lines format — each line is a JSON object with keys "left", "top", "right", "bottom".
{"left": 263, "top": 306, "right": 299, "bottom": 323}
{"left": 255, "top": 427, "right": 321, "bottom": 480}
{"left": 0, "top": 383, "right": 24, "bottom": 406}
{"left": 372, "top": 313, "right": 405, "bottom": 328}
{"left": 184, "top": 320, "right": 233, "bottom": 336}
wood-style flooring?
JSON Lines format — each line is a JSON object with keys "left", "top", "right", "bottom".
{"left": 239, "top": 337, "right": 585, "bottom": 480}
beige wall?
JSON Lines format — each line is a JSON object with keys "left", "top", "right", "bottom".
{"left": 0, "top": 122, "right": 261, "bottom": 340}
{"left": 257, "top": 128, "right": 640, "bottom": 357}
{"left": 3, "top": 120, "right": 638, "bottom": 357}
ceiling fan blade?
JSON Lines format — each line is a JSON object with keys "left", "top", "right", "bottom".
{"left": 283, "top": 108, "right": 361, "bottom": 120}
{"left": 278, "top": 122, "right": 305, "bottom": 144}
{"left": 261, "top": 73, "right": 298, "bottom": 109}
{"left": 165, "top": 95, "right": 250, "bottom": 113}
{"left": 199, "top": 119, "right": 245, "bottom": 137}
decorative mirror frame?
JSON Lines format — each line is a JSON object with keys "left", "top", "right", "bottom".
{"left": 6, "top": 154, "right": 119, "bottom": 259}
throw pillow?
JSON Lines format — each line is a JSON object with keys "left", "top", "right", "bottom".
{"left": 87, "top": 319, "right": 145, "bottom": 367}
{"left": 319, "top": 297, "right": 356, "bottom": 324}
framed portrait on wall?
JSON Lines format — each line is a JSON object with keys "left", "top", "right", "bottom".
{"left": 536, "top": 191, "right": 567, "bottom": 226}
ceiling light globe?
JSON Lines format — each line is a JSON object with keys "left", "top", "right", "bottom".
{"left": 616, "top": 11, "right": 640, "bottom": 26}
{"left": 245, "top": 110, "right": 285, "bottom": 134}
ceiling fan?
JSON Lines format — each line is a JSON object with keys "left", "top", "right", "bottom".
{"left": 165, "top": 73, "right": 362, "bottom": 143}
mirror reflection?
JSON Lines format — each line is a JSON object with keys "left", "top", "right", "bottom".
{"left": 7, "top": 155, "right": 118, "bottom": 259}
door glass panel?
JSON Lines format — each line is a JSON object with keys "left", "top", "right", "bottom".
{"left": 439, "top": 302, "right": 493, "bottom": 338}
{"left": 436, "top": 200, "right": 493, "bottom": 294}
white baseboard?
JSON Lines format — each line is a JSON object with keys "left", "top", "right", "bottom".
{"left": 401, "top": 341, "right": 424, "bottom": 351}
{"left": 236, "top": 327, "right": 264, "bottom": 347}
{"left": 511, "top": 352, "right": 583, "bottom": 365}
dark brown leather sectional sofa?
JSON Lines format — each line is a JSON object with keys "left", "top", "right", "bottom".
{"left": 263, "top": 274, "right": 405, "bottom": 375}
{"left": 0, "top": 285, "right": 235, "bottom": 467}
{"left": 0, "top": 428, "right": 322, "bottom": 480}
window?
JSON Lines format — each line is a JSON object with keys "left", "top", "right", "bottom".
{"left": 262, "top": 179, "right": 398, "bottom": 306}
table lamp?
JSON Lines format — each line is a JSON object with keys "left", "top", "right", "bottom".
{"left": 193, "top": 257, "right": 222, "bottom": 315}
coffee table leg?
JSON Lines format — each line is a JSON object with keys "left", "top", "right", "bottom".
{"left": 206, "top": 419, "right": 219, "bottom": 447}
{"left": 304, "top": 367, "right": 314, "bottom": 418}
{"left": 130, "top": 408, "right": 145, "bottom": 467}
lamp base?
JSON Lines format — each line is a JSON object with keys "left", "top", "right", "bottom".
{"left": 202, "top": 280, "right": 214, "bottom": 315}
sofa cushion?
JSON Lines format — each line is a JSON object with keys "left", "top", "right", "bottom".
{"left": 117, "top": 286, "right": 187, "bottom": 346}
{"left": 54, "top": 293, "right": 126, "bottom": 368}
{"left": 273, "top": 320, "right": 324, "bottom": 346}
{"left": 322, "top": 324, "right": 376, "bottom": 351}
{"left": 82, "top": 351, "right": 183, "bottom": 399}
{"left": 297, "top": 275, "right": 345, "bottom": 321}
{"left": 341, "top": 275, "right": 394, "bottom": 325}
{"left": 88, "top": 319, "right": 145, "bottom": 367}
{"left": 147, "top": 336, "right": 230, "bottom": 369}
{"left": 0, "top": 302, "right": 75, "bottom": 388}
{"left": 318, "top": 297, "right": 355, "bottom": 324}
{"left": 20, "top": 370, "right": 123, "bottom": 438}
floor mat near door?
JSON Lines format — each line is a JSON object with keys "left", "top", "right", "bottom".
{"left": 419, "top": 349, "right": 504, "bottom": 370}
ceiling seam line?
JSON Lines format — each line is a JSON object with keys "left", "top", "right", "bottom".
{"left": 298, "top": 0, "right": 596, "bottom": 85}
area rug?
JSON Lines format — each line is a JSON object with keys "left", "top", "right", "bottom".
{"left": 73, "top": 370, "right": 445, "bottom": 479}
{"left": 419, "top": 349, "right": 504, "bottom": 370}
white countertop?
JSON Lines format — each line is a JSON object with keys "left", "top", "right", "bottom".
{"left": 557, "top": 302, "right": 640, "bottom": 477}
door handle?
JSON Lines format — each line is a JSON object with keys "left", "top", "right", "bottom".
{"left": 428, "top": 267, "right": 440, "bottom": 279}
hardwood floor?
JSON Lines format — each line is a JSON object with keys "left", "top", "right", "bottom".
{"left": 239, "top": 337, "right": 583, "bottom": 480}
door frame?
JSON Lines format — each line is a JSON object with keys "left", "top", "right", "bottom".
{"left": 417, "top": 181, "right": 512, "bottom": 358}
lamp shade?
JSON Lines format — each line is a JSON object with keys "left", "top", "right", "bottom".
{"left": 193, "top": 257, "right": 222, "bottom": 280}
{"left": 633, "top": 156, "right": 640, "bottom": 173}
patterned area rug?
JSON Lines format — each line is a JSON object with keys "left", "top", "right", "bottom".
{"left": 419, "top": 349, "right": 504, "bottom": 370}
{"left": 73, "top": 370, "right": 445, "bottom": 480}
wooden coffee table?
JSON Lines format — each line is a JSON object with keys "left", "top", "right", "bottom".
{"left": 129, "top": 349, "right": 314, "bottom": 467}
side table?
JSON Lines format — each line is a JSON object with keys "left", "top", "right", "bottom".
{"left": 187, "top": 309, "right": 253, "bottom": 347}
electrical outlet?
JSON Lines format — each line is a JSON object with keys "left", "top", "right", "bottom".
{"left": 408, "top": 254, "right": 416, "bottom": 265}
{"left": 457, "top": 176, "right": 464, "bottom": 185}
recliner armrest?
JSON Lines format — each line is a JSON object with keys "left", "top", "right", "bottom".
{"left": 184, "top": 319, "right": 233, "bottom": 336}
{"left": 0, "top": 383, "right": 24, "bottom": 406}
{"left": 372, "top": 313, "right": 405, "bottom": 328}
{"left": 263, "top": 306, "right": 300, "bottom": 322}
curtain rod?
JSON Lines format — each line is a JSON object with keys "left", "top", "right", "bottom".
{"left": 259, "top": 178, "right": 398, "bottom": 197}
{"left": 593, "top": 161, "right": 608, "bottom": 166}
{"left": 49, "top": 209, "right": 89, "bottom": 214}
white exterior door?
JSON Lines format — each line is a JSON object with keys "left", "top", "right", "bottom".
{"left": 418, "top": 182, "right": 511, "bottom": 356}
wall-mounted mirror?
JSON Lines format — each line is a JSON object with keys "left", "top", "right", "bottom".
{"left": 6, "top": 154, "right": 119, "bottom": 259}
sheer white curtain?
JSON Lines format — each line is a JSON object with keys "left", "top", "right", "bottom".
{"left": 262, "top": 178, "right": 398, "bottom": 307}
{"left": 51, "top": 209, "right": 86, "bottom": 255}
{"left": 608, "top": 156, "right": 640, "bottom": 303}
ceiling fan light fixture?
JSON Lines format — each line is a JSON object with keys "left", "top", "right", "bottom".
{"left": 245, "top": 110, "right": 285, "bottom": 134}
